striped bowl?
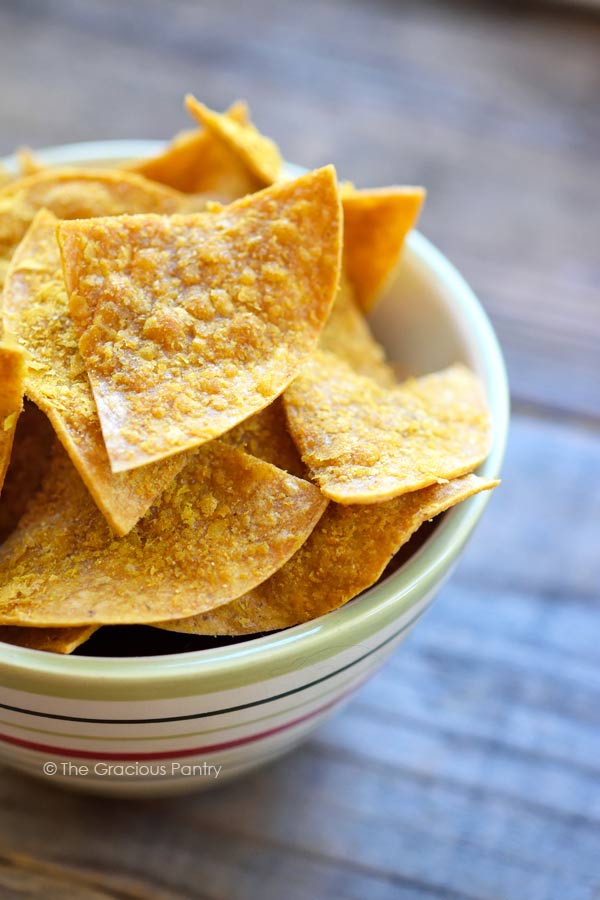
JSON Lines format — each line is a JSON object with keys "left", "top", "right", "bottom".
{"left": 0, "top": 142, "right": 509, "bottom": 796}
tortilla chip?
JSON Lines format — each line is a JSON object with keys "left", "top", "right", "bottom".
{"left": 58, "top": 166, "right": 342, "bottom": 472}
{"left": 319, "top": 273, "right": 396, "bottom": 388}
{"left": 284, "top": 351, "right": 492, "bottom": 504}
{"left": 0, "top": 625, "right": 96, "bottom": 654}
{"left": 129, "top": 100, "right": 258, "bottom": 199}
{"left": 0, "top": 403, "right": 54, "bottom": 543}
{"left": 0, "top": 440, "right": 327, "bottom": 626}
{"left": 0, "top": 167, "right": 183, "bottom": 289}
{"left": 0, "top": 163, "right": 14, "bottom": 189}
{"left": 223, "top": 398, "right": 306, "bottom": 478}
{"left": 186, "top": 95, "right": 282, "bottom": 186}
{"left": 2, "top": 210, "right": 193, "bottom": 536}
{"left": 161, "top": 473, "right": 498, "bottom": 636}
{"left": 342, "top": 186, "right": 425, "bottom": 312}
{"left": 16, "top": 147, "right": 45, "bottom": 176}
{"left": 0, "top": 341, "right": 25, "bottom": 494}
{"left": 0, "top": 340, "right": 25, "bottom": 421}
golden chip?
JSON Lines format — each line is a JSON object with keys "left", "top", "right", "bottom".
{"left": 129, "top": 100, "right": 258, "bottom": 200}
{"left": 0, "top": 403, "right": 54, "bottom": 544}
{"left": 0, "top": 625, "right": 96, "bottom": 654}
{"left": 3, "top": 210, "right": 192, "bottom": 536}
{"left": 284, "top": 351, "right": 491, "bottom": 504}
{"left": 342, "top": 186, "right": 425, "bottom": 312}
{"left": 0, "top": 167, "right": 183, "bottom": 289}
{"left": 161, "top": 474, "right": 498, "bottom": 636}
{"left": 0, "top": 340, "right": 25, "bottom": 420}
{"left": 186, "top": 95, "right": 282, "bottom": 186}
{"left": 0, "top": 340, "right": 25, "bottom": 494}
{"left": 16, "top": 147, "right": 45, "bottom": 176}
{"left": 223, "top": 398, "right": 306, "bottom": 478}
{"left": 319, "top": 273, "right": 396, "bottom": 387}
{"left": 58, "top": 166, "right": 342, "bottom": 472}
{"left": 0, "top": 441, "right": 327, "bottom": 626}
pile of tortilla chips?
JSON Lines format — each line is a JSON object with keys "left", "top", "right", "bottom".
{"left": 0, "top": 96, "right": 498, "bottom": 655}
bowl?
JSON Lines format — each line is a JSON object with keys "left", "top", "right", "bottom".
{"left": 0, "top": 141, "right": 509, "bottom": 796}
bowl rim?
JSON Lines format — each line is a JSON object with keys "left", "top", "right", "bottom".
{"left": 0, "top": 140, "right": 509, "bottom": 690}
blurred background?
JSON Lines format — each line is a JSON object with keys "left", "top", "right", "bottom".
{"left": 1, "top": 1, "right": 599, "bottom": 898}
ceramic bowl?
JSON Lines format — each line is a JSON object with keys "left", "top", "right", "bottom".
{"left": 0, "top": 142, "right": 509, "bottom": 796}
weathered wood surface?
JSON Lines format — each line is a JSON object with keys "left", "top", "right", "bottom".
{"left": 0, "top": 1, "right": 599, "bottom": 898}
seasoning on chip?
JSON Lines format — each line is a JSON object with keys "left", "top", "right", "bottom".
{"left": 58, "top": 166, "right": 342, "bottom": 472}
{"left": 160, "top": 474, "right": 498, "bottom": 636}
{"left": 342, "top": 186, "right": 425, "bottom": 312}
{"left": 130, "top": 100, "right": 257, "bottom": 200}
{"left": 0, "top": 340, "right": 25, "bottom": 493}
{"left": 0, "top": 441, "right": 327, "bottom": 626}
{"left": 185, "top": 95, "right": 282, "bottom": 186}
{"left": 0, "top": 625, "right": 97, "bottom": 654}
{"left": 0, "top": 167, "right": 183, "bottom": 289}
{"left": 284, "top": 351, "right": 491, "bottom": 504}
{"left": 319, "top": 273, "right": 396, "bottom": 387}
{"left": 3, "top": 210, "right": 193, "bottom": 536}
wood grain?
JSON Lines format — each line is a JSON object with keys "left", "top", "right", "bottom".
{"left": 0, "top": 1, "right": 599, "bottom": 898}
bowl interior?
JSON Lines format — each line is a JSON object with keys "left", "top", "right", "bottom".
{"left": 0, "top": 141, "right": 509, "bottom": 675}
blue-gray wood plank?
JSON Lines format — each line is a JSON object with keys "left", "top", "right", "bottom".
{"left": 0, "top": 1, "right": 598, "bottom": 898}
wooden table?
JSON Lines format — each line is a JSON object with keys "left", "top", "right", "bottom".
{"left": 1, "top": 1, "right": 599, "bottom": 897}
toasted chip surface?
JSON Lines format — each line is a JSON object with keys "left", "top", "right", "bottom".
{"left": 58, "top": 166, "right": 342, "bottom": 472}
{"left": 223, "top": 398, "right": 306, "bottom": 478}
{"left": 0, "top": 441, "right": 327, "bottom": 626}
{"left": 186, "top": 96, "right": 282, "bottom": 186}
{"left": 319, "top": 274, "right": 396, "bottom": 387}
{"left": 130, "top": 101, "right": 258, "bottom": 199}
{"left": 342, "top": 186, "right": 425, "bottom": 312}
{"left": 0, "top": 167, "right": 183, "bottom": 289}
{"left": 0, "top": 403, "right": 54, "bottom": 544}
{"left": 0, "top": 340, "right": 25, "bottom": 420}
{"left": 3, "top": 210, "right": 191, "bottom": 536}
{"left": 0, "top": 340, "right": 25, "bottom": 494}
{"left": 161, "top": 474, "right": 498, "bottom": 636}
{"left": 0, "top": 625, "right": 96, "bottom": 654}
{"left": 284, "top": 352, "right": 492, "bottom": 504}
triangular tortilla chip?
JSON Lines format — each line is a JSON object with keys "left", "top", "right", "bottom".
{"left": 0, "top": 403, "right": 54, "bottom": 543}
{"left": 160, "top": 474, "right": 498, "bottom": 636}
{"left": 0, "top": 441, "right": 327, "bottom": 626}
{"left": 0, "top": 340, "right": 25, "bottom": 494}
{"left": 58, "top": 166, "right": 342, "bottom": 472}
{"left": 284, "top": 351, "right": 492, "bottom": 504}
{"left": 319, "top": 273, "right": 396, "bottom": 387}
{"left": 16, "top": 147, "right": 45, "bottom": 176}
{"left": 342, "top": 186, "right": 425, "bottom": 312}
{"left": 223, "top": 398, "right": 306, "bottom": 478}
{"left": 185, "top": 95, "right": 282, "bottom": 186}
{"left": 0, "top": 625, "right": 96, "bottom": 654}
{"left": 3, "top": 210, "right": 193, "bottom": 536}
{"left": 0, "top": 167, "right": 183, "bottom": 289}
{"left": 129, "top": 100, "right": 259, "bottom": 200}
